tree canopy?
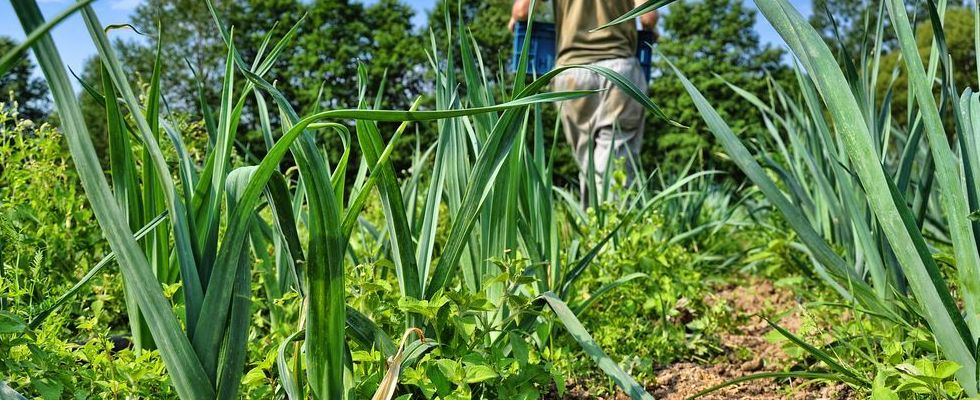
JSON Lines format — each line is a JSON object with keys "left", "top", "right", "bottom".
{"left": 113, "top": 0, "right": 427, "bottom": 117}
{"left": 0, "top": 36, "right": 50, "bottom": 121}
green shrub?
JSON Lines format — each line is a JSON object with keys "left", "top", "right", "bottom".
{"left": 0, "top": 108, "right": 105, "bottom": 284}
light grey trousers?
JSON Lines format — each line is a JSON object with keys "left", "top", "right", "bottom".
{"left": 553, "top": 57, "right": 647, "bottom": 203}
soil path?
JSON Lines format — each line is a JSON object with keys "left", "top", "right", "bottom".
{"left": 647, "top": 278, "right": 852, "bottom": 400}
{"left": 557, "top": 278, "right": 855, "bottom": 399}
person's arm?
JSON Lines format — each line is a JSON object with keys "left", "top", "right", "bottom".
{"left": 635, "top": 0, "right": 659, "bottom": 39}
{"left": 509, "top": 0, "right": 531, "bottom": 32}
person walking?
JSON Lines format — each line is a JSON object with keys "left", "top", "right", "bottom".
{"left": 509, "top": 0, "right": 658, "bottom": 204}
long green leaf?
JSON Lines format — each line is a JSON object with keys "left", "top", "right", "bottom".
{"left": 11, "top": 2, "right": 213, "bottom": 398}
{"left": 354, "top": 67, "right": 422, "bottom": 301}
{"left": 594, "top": 0, "right": 678, "bottom": 31}
{"left": 666, "top": 54, "right": 887, "bottom": 320}
{"left": 765, "top": 318, "right": 868, "bottom": 386}
{"left": 79, "top": 4, "right": 206, "bottom": 338}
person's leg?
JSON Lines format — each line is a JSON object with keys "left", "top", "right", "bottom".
{"left": 553, "top": 68, "right": 601, "bottom": 203}
{"left": 591, "top": 57, "right": 648, "bottom": 198}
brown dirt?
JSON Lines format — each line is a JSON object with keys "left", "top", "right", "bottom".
{"left": 553, "top": 278, "right": 856, "bottom": 399}
{"left": 647, "top": 279, "right": 853, "bottom": 400}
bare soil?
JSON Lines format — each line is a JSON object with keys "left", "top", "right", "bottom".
{"left": 553, "top": 278, "right": 856, "bottom": 399}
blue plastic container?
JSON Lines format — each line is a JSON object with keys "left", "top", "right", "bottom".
{"left": 511, "top": 22, "right": 557, "bottom": 75}
{"left": 636, "top": 30, "right": 654, "bottom": 82}
{"left": 510, "top": 21, "right": 654, "bottom": 83}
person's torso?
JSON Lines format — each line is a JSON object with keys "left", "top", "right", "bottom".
{"left": 553, "top": 0, "right": 637, "bottom": 66}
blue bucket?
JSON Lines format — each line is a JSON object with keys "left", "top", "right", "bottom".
{"left": 510, "top": 21, "right": 654, "bottom": 83}
{"left": 511, "top": 22, "right": 557, "bottom": 75}
{"left": 636, "top": 30, "right": 654, "bottom": 82}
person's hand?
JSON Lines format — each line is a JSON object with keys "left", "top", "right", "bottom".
{"left": 510, "top": 0, "right": 530, "bottom": 33}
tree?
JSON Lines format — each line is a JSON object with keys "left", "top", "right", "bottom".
{"left": 809, "top": 0, "right": 876, "bottom": 55}
{"left": 0, "top": 36, "right": 50, "bottom": 121}
{"left": 427, "top": 0, "right": 513, "bottom": 81}
{"left": 283, "top": 0, "right": 427, "bottom": 111}
{"left": 877, "top": 7, "right": 978, "bottom": 126}
{"left": 363, "top": 0, "right": 430, "bottom": 108}
{"left": 648, "top": 0, "right": 787, "bottom": 175}
{"left": 118, "top": 0, "right": 426, "bottom": 116}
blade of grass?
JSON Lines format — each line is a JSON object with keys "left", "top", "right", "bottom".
{"left": 764, "top": 318, "right": 868, "bottom": 386}
{"left": 354, "top": 66, "right": 422, "bottom": 301}
{"left": 665, "top": 54, "right": 885, "bottom": 317}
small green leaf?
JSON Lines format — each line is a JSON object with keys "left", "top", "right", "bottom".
{"left": 31, "top": 378, "right": 63, "bottom": 400}
{"left": 435, "top": 359, "right": 464, "bottom": 383}
{"left": 895, "top": 363, "right": 922, "bottom": 376}
{"left": 872, "top": 372, "right": 899, "bottom": 400}
{"left": 463, "top": 364, "right": 498, "bottom": 384}
{"left": 0, "top": 312, "right": 26, "bottom": 334}
{"left": 242, "top": 367, "right": 266, "bottom": 386}
{"left": 935, "top": 361, "right": 961, "bottom": 380}
{"left": 510, "top": 332, "right": 529, "bottom": 366}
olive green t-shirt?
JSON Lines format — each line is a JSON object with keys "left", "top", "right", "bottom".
{"left": 554, "top": 0, "right": 637, "bottom": 66}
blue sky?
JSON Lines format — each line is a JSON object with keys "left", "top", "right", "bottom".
{"left": 0, "top": 0, "right": 812, "bottom": 88}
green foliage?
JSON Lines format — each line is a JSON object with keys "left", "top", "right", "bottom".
{"left": 648, "top": 0, "right": 787, "bottom": 176}
{"left": 17, "top": 1, "right": 954, "bottom": 399}
{"left": 0, "top": 114, "right": 167, "bottom": 397}
{"left": 1, "top": 273, "right": 175, "bottom": 399}
{"left": 566, "top": 212, "right": 724, "bottom": 384}
{"left": 101, "top": 0, "right": 430, "bottom": 177}
{"left": 392, "top": 274, "right": 565, "bottom": 399}
{"left": 0, "top": 110, "right": 105, "bottom": 283}
{"left": 777, "top": 300, "right": 968, "bottom": 399}
{"left": 673, "top": 0, "right": 980, "bottom": 394}
{"left": 6, "top": 1, "right": 673, "bottom": 398}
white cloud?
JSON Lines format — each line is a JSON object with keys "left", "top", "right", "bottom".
{"left": 110, "top": 0, "right": 140, "bottom": 11}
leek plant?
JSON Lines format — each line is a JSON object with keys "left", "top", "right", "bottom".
{"left": 8, "top": 0, "right": 677, "bottom": 398}
{"left": 618, "top": 0, "right": 980, "bottom": 394}
{"left": 335, "top": 10, "right": 704, "bottom": 398}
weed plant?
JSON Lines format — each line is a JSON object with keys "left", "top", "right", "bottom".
{"left": 0, "top": 0, "right": 697, "bottom": 398}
